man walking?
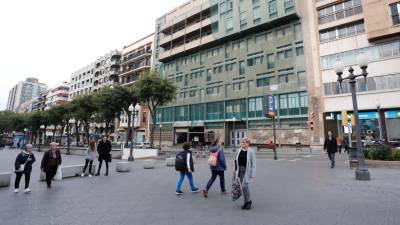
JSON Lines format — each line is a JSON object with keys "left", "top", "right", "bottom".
{"left": 324, "top": 131, "right": 337, "bottom": 168}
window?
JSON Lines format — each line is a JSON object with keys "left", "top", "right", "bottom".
{"left": 269, "top": 0, "right": 278, "bottom": 19}
{"left": 226, "top": 18, "right": 233, "bottom": 33}
{"left": 253, "top": 6, "right": 261, "bottom": 24}
{"left": 277, "top": 49, "right": 293, "bottom": 59}
{"left": 284, "top": 0, "right": 294, "bottom": 14}
{"left": 142, "top": 112, "right": 147, "bottom": 122}
{"left": 267, "top": 54, "right": 275, "bottom": 69}
{"left": 206, "top": 102, "right": 224, "bottom": 120}
{"left": 225, "top": 62, "right": 235, "bottom": 71}
{"left": 296, "top": 46, "right": 304, "bottom": 56}
{"left": 189, "top": 104, "right": 205, "bottom": 121}
{"left": 248, "top": 97, "right": 263, "bottom": 117}
{"left": 390, "top": 2, "right": 400, "bottom": 25}
{"left": 225, "top": 99, "right": 246, "bottom": 119}
{"left": 294, "top": 23, "right": 302, "bottom": 41}
{"left": 318, "top": 0, "right": 363, "bottom": 25}
{"left": 239, "top": 60, "right": 246, "bottom": 75}
{"left": 220, "top": 2, "right": 226, "bottom": 15}
{"left": 255, "top": 34, "right": 265, "bottom": 44}
{"left": 207, "top": 69, "right": 212, "bottom": 81}
{"left": 189, "top": 90, "right": 197, "bottom": 97}
{"left": 213, "top": 65, "right": 223, "bottom": 74}
{"left": 240, "top": 11, "right": 247, "bottom": 29}
{"left": 256, "top": 77, "right": 269, "bottom": 87}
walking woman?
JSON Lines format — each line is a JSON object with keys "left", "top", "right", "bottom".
{"left": 81, "top": 141, "right": 96, "bottom": 177}
{"left": 234, "top": 138, "right": 256, "bottom": 210}
{"left": 14, "top": 144, "right": 36, "bottom": 193}
{"left": 40, "top": 142, "right": 62, "bottom": 188}
{"left": 203, "top": 138, "right": 227, "bottom": 198}
{"left": 96, "top": 136, "right": 111, "bottom": 176}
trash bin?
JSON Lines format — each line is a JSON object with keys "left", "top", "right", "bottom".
{"left": 348, "top": 147, "right": 358, "bottom": 169}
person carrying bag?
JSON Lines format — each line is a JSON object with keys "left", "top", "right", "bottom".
{"left": 14, "top": 144, "right": 36, "bottom": 193}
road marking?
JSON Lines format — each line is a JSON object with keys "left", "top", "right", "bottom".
{"left": 303, "top": 155, "right": 314, "bottom": 158}
{"left": 288, "top": 158, "right": 302, "bottom": 162}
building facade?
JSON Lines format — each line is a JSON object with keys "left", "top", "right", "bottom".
{"left": 6, "top": 78, "right": 48, "bottom": 112}
{"left": 153, "top": 0, "right": 324, "bottom": 147}
{"left": 316, "top": 0, "right": 400, "bottom": 144}
{"left": 45, "top": 81, "right": 70, "bottom": 110}
{"left": 69, "top": 63, "right": 95, "bottom": 100}
{"left": 118, "top": 34, "right": 154, "bottom": 143}
{"left": 93, "top": 50, "right": 121, "bottom": 92}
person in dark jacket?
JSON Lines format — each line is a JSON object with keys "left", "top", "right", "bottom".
{"left": 175, "top": 142, "right": 199, "bottom": 195}
{"left": 324, "top": 131, "right": 338, "bottom": 168}
{"left": 203, "top": 138, "right": 227, "bottom": 198}
{"left": 96, "top": 136, "right": 112, "bottom": 176}
{"left": 14, "top": 144, "right": 36, "bottom": 193}
{"left": 40, "top": 142, "right": 62, "bottom": 188}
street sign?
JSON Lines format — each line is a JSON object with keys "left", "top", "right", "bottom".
{"left": 264, "top": 94, "right": 276, "bottom": 118}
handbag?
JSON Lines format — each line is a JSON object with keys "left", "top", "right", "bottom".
{"left": 231, "top": 170, "right": 242, "bottom": 201}
{"left": 54, "top": 167, "right": 62, "bottom": 181}
{"left": 16, "top": 155, "right": 30, "bottom": 173}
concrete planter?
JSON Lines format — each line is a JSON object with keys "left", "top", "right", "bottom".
{"left": 122, "top": 148, "right": 158, "bottom": 160}
{"left": 0, "top": 172, "right": 11, "bottom": 187}
{"left": 365, "top": 160, "right": 400, "bottom": 169}
{"left": 116, "top": 162, "right": 131, "bottom": 172}
{"left": 143, "top": 159, "right": 156, "bottom": 169}
{"left": 166, "top": 157, "right": 175, "bottom": 166}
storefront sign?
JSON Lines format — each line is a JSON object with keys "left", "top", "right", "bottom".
{"left": 173, "top": 121, "right": 191, "bottom": 127}
{"left": 337, "top": 111, "right": 378, "bottom": 120}
{"left": 385, "top": 110, "right": 400, "bottom": 119}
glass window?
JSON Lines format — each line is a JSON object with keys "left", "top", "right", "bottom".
{"left": 206, "top": 102, "right": 224, "bottom": 120}
{"left": 253, "top": 6, "right": 261, "bottom": 24}
{"left": 269, "top": 0, "right": 278, "bottom": 19}
{"left": 226, "top": 18, "right": 233, "bottom": 33}
{"left": 390, "top": 2, "right": 400, "bottom": 25}
{"left": 267, "top": 54, "right": 275, "bottom": 69}
{"left": 239, "top": 60, "right": 245, "bottom": 75}
{"left": 296, "top": 46, "right": 304, "bottom": 56}
{"left": 240, "top": 11, "right": 247, "bottom": 29}
{"left": 256, "top": 77, "right": 269, "bottom": 87}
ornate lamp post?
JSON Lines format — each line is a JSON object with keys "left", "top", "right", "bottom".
{"left": 128, "top": 103, "right": 139, "bottom": 161}
{"left": 24, "top": 128, "right": 29, "bottom": 146}
{"left": 375, "top": 99, "right": 384, "bottom": 142}
{"left": 232, "top": 116, "right": 237, "bottom": 152}
{"left": 334, "top": 53, "right": 371, "bottom": 181}
{"left": 67, "top": 119, "right": 74, "bottom": 155}
{"left": 38, "top": 125, "right": 45, "bottom": 152}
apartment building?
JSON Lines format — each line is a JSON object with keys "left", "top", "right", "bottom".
{"left": 69, "top": 63, "right": 95, "bottom": 99}
{"left": 153, "top": 0, "right": 324, "bottom": 147}
{"left": 6, "top": 78, "right": 48, "bottom": 112}
{"left": 316, "top": 0, "right": 400, "bottom": 143}
{"left": 118, "top": 34, "right": 154, "bottom": 143}
{"left": 45, "top": 82, "right": 70, "bottom": 110}
{"left": 92, "top": 50, "right": 121, "bottom": 92}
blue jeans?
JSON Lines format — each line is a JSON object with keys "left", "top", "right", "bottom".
{"left": 176, "top": 171, "right": 196, "bottom": 192}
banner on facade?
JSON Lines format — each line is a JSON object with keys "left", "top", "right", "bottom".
{"left": 264, "top": 94, "right": 276, "bottom": 118}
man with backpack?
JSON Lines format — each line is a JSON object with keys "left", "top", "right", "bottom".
{"left": 175, "top": 142, "right": 200, "bottom": 195}
{"left": 203, "top": 138, "right": 227, "bottom": 198}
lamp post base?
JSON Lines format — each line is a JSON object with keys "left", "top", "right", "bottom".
{"left": 128, "top": 155, "right": 134, "bottom": 161}
{"left": 355, "top": 169, "right": 371, "bottom": 181}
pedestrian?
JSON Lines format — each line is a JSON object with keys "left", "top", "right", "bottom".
{"left": 324, "top": 131, "right": 337, "bottom": 168}
{"left": 203, "top": 138, "right": 227, "bottom": 198}
{"left": 343, "top": 134, "right": 350, "bottom": 154}
{"left": 81, "top": 140, "right": 96, "bottom": 177}
{"left": 96, "top": 136, "right": 111, "bottom": 176}
{"left": 337, "top": 136, "right": 343, "bottom": 154}
{"left": 40, "top": 142, "right": 62, "bottom": 188}
{"left": 14, "top": 144, "right": 36, "bottom": 193}
{"left": 234, "top": 138, "right": 256, "bottom": 210}
{"left": 175, "top": 142, "right": 200, "bottom": 195}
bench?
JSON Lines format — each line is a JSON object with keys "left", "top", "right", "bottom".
{"left": 143, "top": 159, "right": 156, "bottom": 169}
{"left": 116, "top": 161, "right": 131, "bottom": 172}
{"left": 166, "top": 157, "right": 175, "bottom": 167}
{"left": 62, "top": 164, "right": 97, "bottom": 178}
{"left": 0, "top": 172, "right": 11, "bottom": 187}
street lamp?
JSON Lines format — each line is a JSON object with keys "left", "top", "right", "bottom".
{"left": 159, "top": 124, "right": 162, "bottom": 151}
{"left": 334, "top": 52, "right": 371, "bottom": 181}
{"left": 232, "top": 116, "right": 237, "bottom": 152}
{"left": 128, "top": 103, "right": 139, "bottom": 161}
{"left": 38, "top": 125, "right": 45, "bottom": 152}
{"left": 375, "top": 99, "right": 384, "bottom": 142}
{"left": 24, "top": 128, "right": 29, "bottom": 146}
{"left": 67, "top": 119, "right": 75, "bottom": 155}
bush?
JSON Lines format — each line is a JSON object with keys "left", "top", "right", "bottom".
{"left": 364, "top": 145, "right": 400, "bottom": 161}
{"left": 390, "top": 149, "right": 400, "bottom": 161}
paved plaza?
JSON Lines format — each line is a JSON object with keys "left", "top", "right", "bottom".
{"left": 0, "top": 148, "right": 399, "bottom": 225}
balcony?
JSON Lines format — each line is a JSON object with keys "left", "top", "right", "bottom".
{"left": 119, "top": 63, "right": 151, "bottom": 77}
{"left": 121, "top": 50, "right": 152, "bottom": 65}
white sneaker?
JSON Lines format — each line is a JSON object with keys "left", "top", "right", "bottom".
{"left": 81, "top": 173, "right": 85, "bottom": 177}
{"left": 88, "top": 174, "right": 92, "bottom": 178}
{"left": 14, "top": 189, "right": 19, "bottom": 193}
{"left": 24, "top": 188, "right": 31, "bottom": 193}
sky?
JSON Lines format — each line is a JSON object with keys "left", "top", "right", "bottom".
{"left": 0, "top": 0, "right": 185, "bottom": 110}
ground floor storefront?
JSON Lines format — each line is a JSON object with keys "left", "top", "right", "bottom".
{"left": 324, "top": 109, "right": 400, "bottom": 145}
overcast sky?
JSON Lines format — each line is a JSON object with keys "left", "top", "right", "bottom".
{"left": 0, "top": 0, "right": 185, "bottom": 110}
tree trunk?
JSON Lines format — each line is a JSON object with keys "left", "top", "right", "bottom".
{"left": 52, "top": 129, "right": 56, "bottom": 142}
{"left": 59, "top": 125, "right": 65, "bottom": 145}
{"left": 75, "top": 121, "right": 79, "bottom": 147}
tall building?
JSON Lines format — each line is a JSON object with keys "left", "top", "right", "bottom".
{"left": 45, "top": 81, "right": 70, "bottom": 110}
{"left": 316, "top": 0, "right": 400, "bottom": 143}
{"left": 69, "top": 63, "right": 95, "bottom": 100}
{"left": 93, "top": 50, "right": 121, "bottom": 92}
{"left": 153, "top": 0, "right": 323, "bottom": 147}
{"left": 118, "top": 34, "right": 154, "bottom": 143}
{"left": 6, "top": 78, "right": 48, "bottom": 112}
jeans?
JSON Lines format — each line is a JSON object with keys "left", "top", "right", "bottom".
{"left": 328, "top": 153, "right": 336, "bottom": 167}
{"left": 176, "top": 171, "right": 196, "bottom": 192}
{"left": 238, "top": 166, "right": 251, "bottom": 203}
{"left": 205, "top": 170, "right": 226, "bottom": 192}
{"left": 15, "top": 171, "right": 31, "bottom": 189}
{"left": 83, "top": 159, "right": 93, "bottom": 174}
{"left": 97, "top": 159, "right": 109, "bottom": 174}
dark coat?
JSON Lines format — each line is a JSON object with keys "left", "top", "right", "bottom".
{"left": 14, "top": 151, "right": 36, "bottom": 173}
{"left": 40, "top": 150, "right": 62, "bottom": 173}
{"left": 97, "top": 140, "right": 111, "bottom": 161}
{"left": 209, "top": 146, "right": 226, "bottom": 171}
{"left": 324, "top": 136, "right": 338, "bottom": 154}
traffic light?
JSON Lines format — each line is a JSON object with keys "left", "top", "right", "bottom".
{"left": 309, "top": 121, "right": 314, "bottom": 130}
